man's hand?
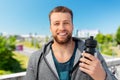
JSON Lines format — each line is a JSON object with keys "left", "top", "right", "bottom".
{"left": 79, "top": 53, "right": 106, "bottom": 80}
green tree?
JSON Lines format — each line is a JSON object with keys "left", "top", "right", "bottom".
{"left": 95, "top": 33, "right": 105, "bottom": 44}
{"left": 0, "top": 36, "right": 23, "bottom": 72}
{"left": 104, "top": 34, "right": 113, "bottom": 43}
{"left": 116, "top": 26, "right": 120, "bottom": 49}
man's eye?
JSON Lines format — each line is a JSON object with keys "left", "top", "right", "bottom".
{"left": 64, "top": 22, "right": 69, "bottom": 25}
{"left": 54, "top": 23, "right": 59, "bottom": 26}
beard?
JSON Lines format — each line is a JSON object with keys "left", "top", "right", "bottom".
{"left": 53, "top": 33, "right": 72, "bottom": 44}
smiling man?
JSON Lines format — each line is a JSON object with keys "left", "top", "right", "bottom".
{"left": 25, "top": 6, "right": 117, "bottom": 80}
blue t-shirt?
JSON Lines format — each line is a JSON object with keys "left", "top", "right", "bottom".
{"left": 51, "top": 42, "right": 77, "bottom": 80}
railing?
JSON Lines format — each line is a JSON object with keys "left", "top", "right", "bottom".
{"left": 0, "top": 58, "right": 120, "bottom": 80}
{"left": 106, "top": 58, "right": 120, "bottom": 67}
{"left": 106, "top": 58, "right": 120, "bottom": 79}
{"left": 0, "top": 72, "right": 26, "bottom": 80}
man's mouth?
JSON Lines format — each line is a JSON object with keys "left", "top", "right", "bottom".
{"left": 58, "top": 32, "right": 67, "bottom": 36}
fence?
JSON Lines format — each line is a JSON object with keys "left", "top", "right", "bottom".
{"left": 0, "top": 58, "right": 120, "bottom": 80}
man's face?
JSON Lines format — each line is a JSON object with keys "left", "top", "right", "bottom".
{"left": 50, "top": 12, "right": 73, "bottom": 44}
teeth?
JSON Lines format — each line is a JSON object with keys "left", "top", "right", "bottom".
{"left": 59, "top": 32, "right": 66, "bottom": 36}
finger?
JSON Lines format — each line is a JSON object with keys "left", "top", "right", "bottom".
{"left": 79, "top": 63, "right": 95, "bottom": 76}
{"left": 79, "top": 65, "right": 91, "bottom": 74}
{"left": 82, "top": 53, "right": 96, "bottom": 61}
{"left": 79, "top": 62, "right": 91, "bottom": 70}
{"left": 80, "top": 57, "right": 92, "bottom": 65}
{"left": 80, "top": 66, "right": 96, "bottom": 79}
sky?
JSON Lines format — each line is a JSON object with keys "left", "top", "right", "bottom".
{"left": 0, "top": 0, "right": 120, "bottom": 36}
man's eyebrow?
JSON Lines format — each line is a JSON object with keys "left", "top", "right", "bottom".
{"left": 64, "top": 20, "right": 70, "bottom": 22}
{"left": 54, "top": 21, "right": 59, "bottom": 23}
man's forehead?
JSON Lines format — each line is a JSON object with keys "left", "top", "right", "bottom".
{"left": 50, "top": 12, "right": 72, "bottom": 22}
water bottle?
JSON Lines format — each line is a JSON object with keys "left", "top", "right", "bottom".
{"left": 84, "top": 36, "right": 97, "bottom": 55}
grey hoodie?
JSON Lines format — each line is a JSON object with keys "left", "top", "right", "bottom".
{"left": 25, "top": 37, "right": 117, "bottom": 80}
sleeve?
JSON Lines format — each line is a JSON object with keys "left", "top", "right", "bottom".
{"left": 96, "top": 51, "right": 118, "bottom": 80}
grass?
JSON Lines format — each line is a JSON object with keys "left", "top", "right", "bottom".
{"left": 13, "top": 52, "right": 29, "bottom": 69}
{"left": 0, "top": 70, "right": 11, "bottom": 75}
{"left": 111, "top": 46, "right": 120, "bottom": 57}
{"left": 99, "top": 42, "right": 120, "bottom": 57}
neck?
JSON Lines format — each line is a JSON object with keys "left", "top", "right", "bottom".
{"left": 52, "top": 38, "right": 75, "bottom": 63}
{"left": 53, "top": 39, "right": 74, "bottom": 52}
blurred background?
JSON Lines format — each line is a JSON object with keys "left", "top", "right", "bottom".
{"left": 0, "top": 0, "right": 120, "bottom": 79}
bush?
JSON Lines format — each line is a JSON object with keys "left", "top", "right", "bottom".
{"left": 99, "top": 43, "right": 117, "bottom": 56}
{"left": 0, "top": 52, "right": 28, "bottom": 75}
{"left": 1, "top": 57, "right": 24, "bottom": 72}
{"left": 0, "top": 36, "right": 24, "bottom": 73}
{"left": 102, "top": 48, "right": 113, "bottom": 55}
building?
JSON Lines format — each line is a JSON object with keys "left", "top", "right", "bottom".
{"left": 76, "top": 29, "right": 100, "bottom": 39}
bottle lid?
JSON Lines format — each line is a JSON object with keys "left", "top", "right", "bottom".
{"left": 85, "top": 36, "right": 97, "bottom": 48}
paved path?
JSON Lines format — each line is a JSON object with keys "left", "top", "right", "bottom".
{"left": 15, "top": 46, "right": 38, "bottom": 57}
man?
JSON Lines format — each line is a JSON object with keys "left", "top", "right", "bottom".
{"left": 26, "top": 6, "right": 117, "bottom": 80}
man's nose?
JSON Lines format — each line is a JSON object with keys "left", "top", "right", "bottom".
{"left": 59, "top": 24, "right": 65, "bottom": 30}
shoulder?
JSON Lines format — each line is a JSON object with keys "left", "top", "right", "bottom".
{"left": 72, "top": 37, "right": 85, "bottom": 49}
{"left": 73, "top": 37, "right": 84, "bottom": 43}
{"left": 29, "top": 39, "right": 53, "bottom": 63}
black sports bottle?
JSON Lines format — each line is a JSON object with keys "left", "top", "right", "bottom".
{"left": 84, "top": 36, "right": 97, "bottom": 55}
